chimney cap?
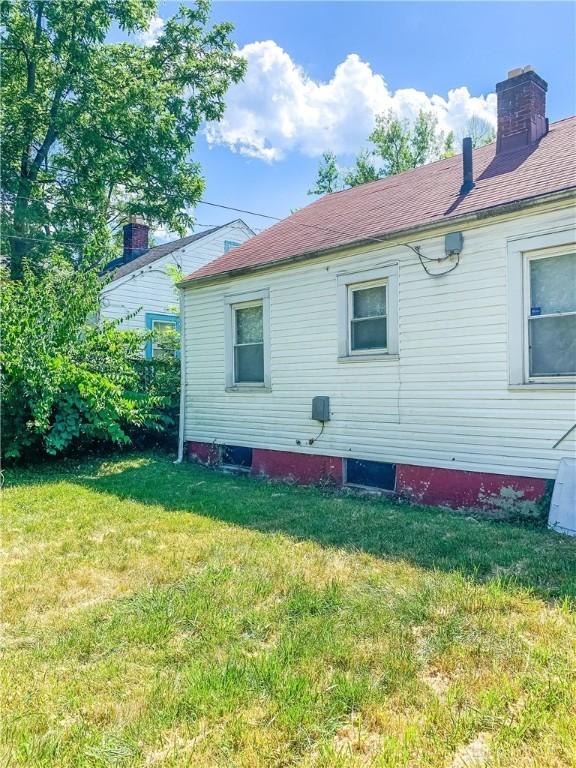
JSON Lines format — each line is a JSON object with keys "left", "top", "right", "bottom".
{"left": 496, "top": 67, "right": 548, "bottom": 95}
{"left": 507, "top": 65, "right": 534, "bottom": 79}
{"left": 128, "top": 214, "right": 147, "bottom": 226}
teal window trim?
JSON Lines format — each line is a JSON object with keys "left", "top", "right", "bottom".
{"left": 145, "top": 312, "right": 180, "bottom": 360}
{"left": 224, "top": 240, "right": 240, "bottom": 253}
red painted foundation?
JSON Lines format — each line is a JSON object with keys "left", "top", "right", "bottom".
{"left": 187, "top": 440, "right": 220, "bottom": 466}
{"left": 251, "top": 448, "right": 343, "bottom": 485}
{"left": 395, "top": 464, "right": 547, "bottom": 510}
{"left": 185, "top": 441, "right": 547, "bottom": 511}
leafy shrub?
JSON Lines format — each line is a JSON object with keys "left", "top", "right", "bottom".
{"left": 130, "top": 328, "right": 181, "bottom": 449}
{"left": 1, "top": 257, "right": 174, "bottom": 461}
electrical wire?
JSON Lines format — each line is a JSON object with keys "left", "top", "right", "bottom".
{"left": 402, "top": 242, "right": 461, "bottom": 277}
{"left": 302, "top": 422, "right": 325, "bottom": 446}
{"left": 4, "top": 196, "right": 460, "bottom": 277}
{"left": 6, "top": 192, "right": 448, "bottom": 256}
{"left": 308, "top": 422, "right": 325, "bottom": 445}
{"left": 5, "top": 162, "right": 463, "bottom": 274}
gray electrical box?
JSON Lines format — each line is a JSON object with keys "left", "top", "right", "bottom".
{"left": 445, "top": 231, "right": 463, "bottom": 256}
{"left": 312, "top": 396, "right": 330, "bottom": 422}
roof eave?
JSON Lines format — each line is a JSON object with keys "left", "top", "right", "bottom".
{"left": 178, "top": 187, "right": 576, "bottom": 290}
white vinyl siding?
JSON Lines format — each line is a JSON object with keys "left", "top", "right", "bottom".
{"left": 182, "top": 204, "right": 576, "bottom": 480}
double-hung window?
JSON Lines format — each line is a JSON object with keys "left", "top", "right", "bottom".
{"left": 337, "top": 264, "right": 399, "bottom": 359}
{"left": 225, "top": 289, "right": 270, "bottom": 389}
{"left": 349, "top": 281, "right": 388, "bottom": 353}
{"left": 234, "top": 302, "right": 264, "bottom": 382}
{"left": 526, "top": 250, "right": 576, "bottom": 378}
{"left": 507, "top": 232, "right": 576, "bottom": 385}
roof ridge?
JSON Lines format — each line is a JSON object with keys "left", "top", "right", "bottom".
{"left": 105, "top": 219, "right": 247, "bottom": 280}
{"left": 315, "top": 115, "right": 575, "bottom": 201}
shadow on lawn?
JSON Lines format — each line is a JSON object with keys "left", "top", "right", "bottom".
{"left": 27, "top": 455, "right": 576, "bottom": 601}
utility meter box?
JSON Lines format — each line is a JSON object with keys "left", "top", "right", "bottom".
{"left": 445, "top": 231, "right": 464, "bottom": 256}
{"left": 312, "top": 396, "right": 330, "bottom": 422}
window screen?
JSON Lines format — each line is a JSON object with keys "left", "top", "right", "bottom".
{"left": 234, "top": 303, "right": 264, "bottom": 383}
{"left": 350, "top": 283, "right": 387, "bottom": 351}
{"left": 528, "top": 253, "right": 576, "bottom": 376}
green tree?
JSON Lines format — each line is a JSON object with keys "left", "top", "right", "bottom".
{"left": 1, "top": 254, "right": 171, "bottom": 459}
{"left": 309, "top": 110, "right": 455, "bottom": 195}
{"left": 1, "top": 0, "right": 246, "bottom": 279}
{"left": 462, "top": 116, "right": 496, "bottom": 148}
{"left": 342, "top": 150, "right": 381, "bottom": 188}
{"left": 369, "top": 110, "right": 451, "bottom": 176}
{"left": 307, "top": 151, "right": 341, "bottom": 196}
{"left": 442, "top": 131, "right": 457, "bottom": 159}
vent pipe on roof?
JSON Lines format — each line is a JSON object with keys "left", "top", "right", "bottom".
{"left": 459, "top": 137, "right": 475, "bottom": 196}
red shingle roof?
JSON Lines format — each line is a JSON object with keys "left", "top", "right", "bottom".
{"left": 185, "top": 117, "right": 576, "bottom": 283}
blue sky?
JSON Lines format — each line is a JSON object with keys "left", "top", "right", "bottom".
{"left": 119, "top": 2, "right": 576, "bottom": 236}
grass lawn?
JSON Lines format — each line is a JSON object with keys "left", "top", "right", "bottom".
{"left": 2, "top": 454, "right": 576, "bottom": 767}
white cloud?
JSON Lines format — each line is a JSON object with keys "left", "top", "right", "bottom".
{"left": 205, "top": 40, "right": 497, "bottom": 162}
{"left": 138, "top": 15, "right": 164, "bottom": 46}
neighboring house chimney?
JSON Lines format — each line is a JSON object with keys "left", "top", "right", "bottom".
{"left": 496, "top": 66, "right": 548, "bottom": 154}
{"left": 123, "top": 215, "right": 149, "bottom": 261}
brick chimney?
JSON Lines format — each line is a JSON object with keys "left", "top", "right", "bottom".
{"left": 123, "top": 215, "right": 149, "bottom": 261}
{"left": 496, "top": 66, "right": 548, "bottom": 154}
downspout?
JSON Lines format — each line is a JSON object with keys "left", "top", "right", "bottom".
{"left": 175, "top": 285, "right": 187, "bottom": 463}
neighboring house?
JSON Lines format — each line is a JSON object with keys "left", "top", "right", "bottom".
{"left": 100, "top": 218, "right": 254, "bottom": 358}
{"left": 178, "top": 67, "right": 576, "bottom": 511}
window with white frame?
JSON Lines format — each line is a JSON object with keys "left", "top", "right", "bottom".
{"left": 526, "top": 250, "right": 576, "bottom": 378}
{"left": 337, "top": 264, "right": 399, "bottom": 359}
{"left": 349, "top": 281, "right": 388, "bottom": 352}
{"left": 224, "top": 289, "right": 270, "bottom": 388}
{"left": 234, "top": 302, "right": 264, "bottom": 382}
{"left": 507, "top": 231, "right": 576, "bottom": 385}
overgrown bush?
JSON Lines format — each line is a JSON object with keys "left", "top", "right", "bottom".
{"left": 1, "top": 257, "right": 177, "bottom": 461}
{"left": 130, "top": 328, "right": 181, "bottom": 449}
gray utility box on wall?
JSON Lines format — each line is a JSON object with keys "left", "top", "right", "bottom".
{"left": 445, "top": 231, "right": 464, "bottom": 256}
{"left": 312, "top": 396, "right": 330, "bottom": 422}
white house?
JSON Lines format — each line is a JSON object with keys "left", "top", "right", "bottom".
{"left": 177, "top": 67, "right": 576, "bottom": 511}
{"left": 100, "top": 218, "right": 254, "bottom": 358}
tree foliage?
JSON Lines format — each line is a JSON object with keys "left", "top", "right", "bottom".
{"left": 1, "top": 255, "right": 177, "bottom": 460}
{"left": 370, "top": 111, "right": 447, "bottom": 175}
{"left": 461, "top": 116, "right": 496, "bottom": 148}
{"left": 342, "top": 150, "right": 381, "bottom": 188}
{"left": 1, "top": 0, "right": 246, "bottom": 278}
{"left": 307, "top": 151, "right": 340, "bottom": 196}
{"left": 308, "top": 110, "right": 493, "bottom": 195}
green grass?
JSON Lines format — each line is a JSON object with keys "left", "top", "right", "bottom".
{"left": 2, "top": 454, "right": 575, "bottom": 767}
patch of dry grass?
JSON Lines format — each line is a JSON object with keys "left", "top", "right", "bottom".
{"left": 2, "top": 454, "right": 575, "bottom": 767}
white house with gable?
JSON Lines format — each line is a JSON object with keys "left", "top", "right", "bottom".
{"left": 177, "top": 67, "right": 576, "bottom": 515}
{"left": 100, "top": 218, "right": 254, "bottom": 357}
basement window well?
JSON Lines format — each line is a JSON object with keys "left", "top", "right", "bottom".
{"left": 221, "top": 445, "right": 253, "bottom": 469}
{"left": 345, "top": 459, "right": 396, "bottom": 491}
